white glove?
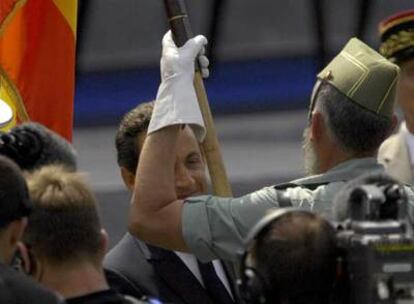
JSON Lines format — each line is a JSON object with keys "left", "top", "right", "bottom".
{"left": 148, "top": 31, "right": 209, "bottom": 141}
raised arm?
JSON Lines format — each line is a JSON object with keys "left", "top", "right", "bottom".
{"left": 128, "top": 32, "right": 207, "bottom": 251}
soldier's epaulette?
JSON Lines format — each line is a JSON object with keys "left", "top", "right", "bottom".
{"left": 274, "top": 182, "right": 329, "bottom": 191}
{"left": 273, "top": 182, "right": 330, "bottom": 208}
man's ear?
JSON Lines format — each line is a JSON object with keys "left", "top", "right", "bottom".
{"left": 16, "top": 241, "right": 33, "bottom": 274}
{"left": 99, "top": 229, "right": 109, "bottom": 256}
{"left": 1, "top": 218, "right": 27, "bottom": 264}
{"left": 16, "top": 241, "right": 42, "bottom": 280}
{"left": 9, "top": 219, "right": 27, "bottom": 260}
{"left": 120, "top": 167, "right": 136, "bottom": 192}
{"left": 310, "top": 112, "right": 324, "bottom": 142}
{"left": 11, "top": 218, "right": 27, "bottom": 247}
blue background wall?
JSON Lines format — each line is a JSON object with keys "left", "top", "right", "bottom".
{"left": 74, "top": 0, "right": 413, "bottom": 126}
{"left": 75, "top": 57, "right": 317, "bottom": 125}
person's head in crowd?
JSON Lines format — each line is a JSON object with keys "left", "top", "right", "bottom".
{"left": 0, "top": 156, "right": 64, "bottom": 304}
{"left": 23, "top": 165, "right": 109, "bottom": 298}
{"left": 239, "top": 209, "right": 338, "bottom": 304}
{"left": 0, "top": 122, "right": 77, "bottom": 172}
{"left": 303, "top": 38, "right": 399, "bottom": 176}
{"left": 0, "top": 155, "right": 32, "bottom": 264}
{"left": 379, "top": 10, "right": 414, "bottom": 131}
{"left": 115, "top": 101, "right": 207, "bottom": 197}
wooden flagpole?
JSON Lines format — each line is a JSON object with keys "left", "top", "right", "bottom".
{"left": 163, "top": 0, "right": 232, "bottom": 197}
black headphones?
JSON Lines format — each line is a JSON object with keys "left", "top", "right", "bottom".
{"left": 236, "top": 208, "right": 315, "bottom": 304}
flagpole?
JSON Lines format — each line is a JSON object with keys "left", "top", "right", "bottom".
{"left": 163, "top": 0, "right": 233, "bottom": 197}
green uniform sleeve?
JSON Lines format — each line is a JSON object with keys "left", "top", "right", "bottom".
{"left": 182, "top": 186, "right": 280, "bottom": 262}
{"left": 181, "top": 182, "right": 348, "bottom": 262}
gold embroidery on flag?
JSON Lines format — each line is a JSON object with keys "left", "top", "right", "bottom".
{"left": 0, "top": 0, "right": 27, "bottom": 36}
{"left": 0, "top": 66, "right": 29, "bottom": 126}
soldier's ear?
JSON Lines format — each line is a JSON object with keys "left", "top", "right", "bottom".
{"left": 310, "top": 112, "right": 324, "bottom": 142}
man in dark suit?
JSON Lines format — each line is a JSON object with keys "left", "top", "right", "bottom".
{"left": 104, "top": 102, "right": 236, "bottom": 304}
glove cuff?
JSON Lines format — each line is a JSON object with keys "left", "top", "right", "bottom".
{"left": 148, "top": 75, "right": 206, "bottom": 142}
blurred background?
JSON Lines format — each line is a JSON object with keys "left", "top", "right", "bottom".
{"left": 72, "top": 0, "right": 413, "bottom": 247}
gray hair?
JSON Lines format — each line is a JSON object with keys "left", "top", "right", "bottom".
{"left": 314, "top": 83, "right": 393, "bottom": 156}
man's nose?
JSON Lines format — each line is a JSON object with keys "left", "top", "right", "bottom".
{"left": 175, "top": 165, "right": 195, "bottom": 192}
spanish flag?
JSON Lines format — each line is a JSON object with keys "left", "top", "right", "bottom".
{"left": 0, "top": 0, "right": 77, "bottom": 140}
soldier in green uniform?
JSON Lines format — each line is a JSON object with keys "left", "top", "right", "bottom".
{"left": 128, "top": 31, "right": 414, "bottom": 262}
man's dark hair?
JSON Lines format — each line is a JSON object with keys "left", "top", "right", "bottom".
{"left": 0, "top": 156, "right": 31, "bottom": 229}
{"left": 316, "top": 82, "right": 393, "bottom": 156}
{"left": 115, "top": 101, "right": 154, "bottom": 174}
{"left": 24, "top": 165, "right": 102, "bottom": 265}
{"left": 252, "top": 212, "right": 337, "bottom": 304}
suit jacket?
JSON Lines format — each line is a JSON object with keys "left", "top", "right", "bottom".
{"left": 378, "top": 127, "right": 413, "bottom": 184}
{"left": 104, "top": 233, "right": 237, "bottom": 304}
{"left": 0, "top": 263, "right": 63, "bottom": 304}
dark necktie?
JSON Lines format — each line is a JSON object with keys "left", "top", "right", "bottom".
{"left": 197, "top": 261, "right": 234, "bottom": 304}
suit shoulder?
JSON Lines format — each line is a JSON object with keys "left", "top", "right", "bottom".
{"left": 105, "top": 233, "right": 147, "bottom": 268}
{"left": 104, "top": 234, "right": 157, "bottom": 297}
{"left": 0, "top": 265, "right": 62, "bottom": 304}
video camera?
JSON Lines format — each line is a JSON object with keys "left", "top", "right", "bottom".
{"left": 0, "top": 122, "right": 77, "bottom": 171}
{"left": 335, "top": 181, "right": 414, "bottom": 304}
{"left": 238, "top": 174, "right": 414, "bottom": 304}
{"left": 0, "top": 126, "right": 43, "bottom": 170}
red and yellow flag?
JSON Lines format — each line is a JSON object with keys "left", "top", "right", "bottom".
{"left": 0, "top": 0, "right": 77, "bottom": 140}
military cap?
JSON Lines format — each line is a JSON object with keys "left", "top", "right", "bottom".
{"left": 311, "top": 38, "right": 399, "bottom": 119}
{"left": 379, "top": 10, "right": 414, "bottom": 63}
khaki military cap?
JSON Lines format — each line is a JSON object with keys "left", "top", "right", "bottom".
{"left": 317, "top": 38, "right": 400, "bottom": 118}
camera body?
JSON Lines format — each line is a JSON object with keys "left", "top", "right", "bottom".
{"left": 0, "top": 122, "right": 77, "bottom": 171}
{"left": 336, "top": 183, "right": 414, "bottom": 304}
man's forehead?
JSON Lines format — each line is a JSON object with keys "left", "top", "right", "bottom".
{"left": 139, "top": 126, "right": 200, "bottom": 156}
{"left": 180, "top": 125, "right": 198, "bottom": 140}
{"left": 177, "top": 126, "right": 201, "bottom": 153}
